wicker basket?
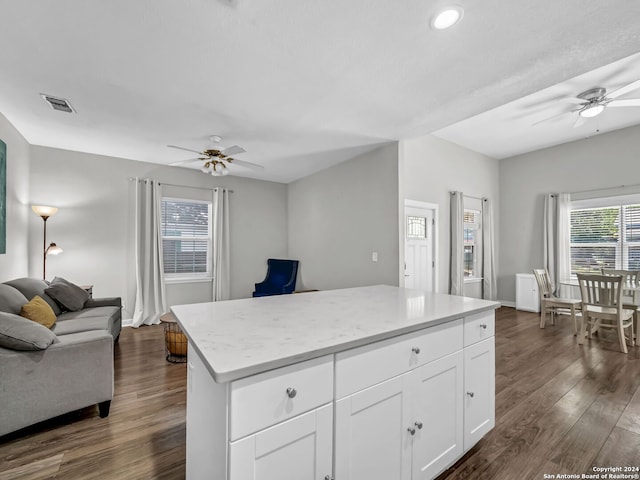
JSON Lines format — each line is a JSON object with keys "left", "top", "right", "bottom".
{"left": 160, "top": 314, "right": 188, "bottom": 363}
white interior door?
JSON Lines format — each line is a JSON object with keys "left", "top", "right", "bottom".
{"left": 404, "top": 203, "right": 436, "bottom": 292}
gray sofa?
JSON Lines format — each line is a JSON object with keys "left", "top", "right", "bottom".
{"left": 0, "top": 277, "right": 122, "bottom": 437}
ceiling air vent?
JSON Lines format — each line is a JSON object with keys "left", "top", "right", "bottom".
{"left": 40, "top": 94, "right": 75, "bottom": 113}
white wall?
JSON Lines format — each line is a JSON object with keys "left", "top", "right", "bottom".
{"left": 28, "top": 146, "right": 288, "bottom": 318}
{"left": 0, "top": 112, "right": 30, "bottom": 280}
{"left": 400, "top": 135, "right": 500, "bottom": 295}
{"left": 498, "top": 124, "right": 640, "bottom": 304}
{"left": 288, "top": 144, "right": 399, "bottom": 291}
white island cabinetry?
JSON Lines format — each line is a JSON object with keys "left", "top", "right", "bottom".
{"left": 174, "top": 285, "right": 499, "bottom": 480}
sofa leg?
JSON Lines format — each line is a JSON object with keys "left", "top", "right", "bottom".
{"left": 98, "top": 400, "right": 112, "bottom": 418}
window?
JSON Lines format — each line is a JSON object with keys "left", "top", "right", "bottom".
{"left": 161, "top": 198, "right": 212, "bottom": 279}
{"left": 406, "top": 215, "right": 427, "bottom": 239}
{"left": 463, "top": 209, "right": 481, "bottom": 278}
{"left": 570, "top": 199, "right": 640, "bottom": 276}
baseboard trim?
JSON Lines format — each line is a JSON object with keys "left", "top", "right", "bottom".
{"left": 500, "top": 301, "right": 516, "bottom": 308}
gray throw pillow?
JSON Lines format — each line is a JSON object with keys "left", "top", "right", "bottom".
{"left": 0, "top": 284, "right": 29, "bottom": 314}
{"left": 0, "top": 312, "right": 58, "bottom": 350}
{"left": 44, "top": 277, "right": 90, "bottom": 312}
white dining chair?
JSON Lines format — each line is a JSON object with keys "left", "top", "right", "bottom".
{"left": 577, "top": 273, "right": 635, "bottom": 354}
{"left": 533, "top": 268, "right": 581, "bottom": 335}
{"left": 601, "top": 269, "right": 640, "bottom": 343}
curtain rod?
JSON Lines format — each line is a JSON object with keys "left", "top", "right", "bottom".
{"left": 449, "top": 191, "right": 484, "bottom": 201}
{"left": 567, "top": 183, "right": 640, "bottom": 196}
{"left": 127, "top": 177, "right": 233, "bottom": 193}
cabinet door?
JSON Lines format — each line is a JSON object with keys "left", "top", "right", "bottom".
{"left": 335, "top": 373, "right": 412, "bottom": 480}
{"left": 229, "top": 404, "right": 333, "bottom": 480}
{"left": 463, "top": 338, "right": 495, "bottom": 450}
{"left": 411, "top": 351, "right": 464, "bottom": 480}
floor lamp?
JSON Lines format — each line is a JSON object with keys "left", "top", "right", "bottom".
{"left": 31, "top": 205, "right": 63, "bottom": 280}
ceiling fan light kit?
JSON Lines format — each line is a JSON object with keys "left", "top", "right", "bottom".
{"left": 431, "top": 6, "right": 464, "bottom": 30}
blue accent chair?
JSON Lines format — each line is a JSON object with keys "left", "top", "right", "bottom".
{"left": 253, "top": 259, "right": 300, "bottom": 297}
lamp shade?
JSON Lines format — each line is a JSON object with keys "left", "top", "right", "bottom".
{"left": 45, "top": 242, "right": 63, "bottom": 256}
{"left": 32, "top": 205, "right": 59, "bottom": 217}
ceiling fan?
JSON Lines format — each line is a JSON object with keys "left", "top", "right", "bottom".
{"left": 534, "top": 79, "right": 640, "bottom": 128}
{"left": 168, "top": 135, "right": 264, "bottom": 176}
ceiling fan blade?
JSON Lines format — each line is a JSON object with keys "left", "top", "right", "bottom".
{"left": 532, "top": 109, "right": 577, "bottom": 126}
{"left": 573, "top": 115, "right": 587, "bottom": 128}
{"left": 607, "top": 79, "right": 640, "bottom": 99}
{"left": 169, "top": 157, "right": 202, "bottom": 166}
{"left": 228, "top": 158, "right": 264, "bottom": 171}
{"left": 167, "top": 145, "right": 204, "bottom": 155}
{"left": 220, "top": 145, "right": 246, "bottom": 156}
{"left": 607, "top": 98, "right": 640, "bottom": 107}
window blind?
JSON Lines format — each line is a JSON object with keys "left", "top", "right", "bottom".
{"left": 161, "top": 200, "right": 211, "bottom": 276}
{"left": 569, "top": 203, "right": 640, "bottom": 274}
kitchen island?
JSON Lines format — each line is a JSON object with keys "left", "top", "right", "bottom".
{"left": 172, "top": 285, "right": 500, "bottom": 480}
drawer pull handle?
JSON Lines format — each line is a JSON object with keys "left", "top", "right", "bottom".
{"left": 324, "top": 476, "right": 334, "bottom": 480}
{"left": 467, "top": 391, "right": 475, "bottom": 398}
{"left": 286, "top": 387, "right": 297, "bottom": 399}
{"left": 407, "top": 426, "right": 416, "bottom": 436}
{"left": 411, "top": 347, "right": 421, "bottom": 354}
{"left": 414, "top": 421, "right": 423, "bottom": 430}
{"left": 479, "top": 324, "right": 488, "bottom": 329}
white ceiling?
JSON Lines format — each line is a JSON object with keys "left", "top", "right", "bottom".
{"left": 1, "top": 1, "right": 640, "bottom": 183}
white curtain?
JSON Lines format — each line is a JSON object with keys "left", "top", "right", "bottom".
{"left": 481, "top": 198, "right": 497, "bottom": 300}
{"left": 450, "top": 191, "right": 464, "bottom": 295}
{"left": 212, "top": 188, "right": 231, "bottom": 301}
{"left": 132, "top": 178, "right": 167, "bottom": 327}
{"left": 543, "top": 193, "right": 571, "bottom": 296}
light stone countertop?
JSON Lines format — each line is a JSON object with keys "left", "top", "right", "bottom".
{"left": 171, "top": 285, "right": 500, "bottom": 383}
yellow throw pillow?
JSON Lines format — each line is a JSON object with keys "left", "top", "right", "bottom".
{"left": 20, "top": 295, "right": 57, "bottom": 329}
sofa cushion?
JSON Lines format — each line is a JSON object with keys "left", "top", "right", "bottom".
{"left": 57, "top": 306, "right": 120, "bottom": 321}
{"left": 54, "top": 306, "right": 120, "bottom": 336}
{"left": 0, "top": 284, "right": 29, "bottom": 315}
{"left": 20, "top": 295, "right": 57, "bottom": 328}
{"left": 4, "top": 278, "right": 62, "bottom": 315}
{"left": 0, "top": 311, "right": 58, "bottom": 350}
{"left": 45, "top": 277, "right": 90, "bottom": 312}
{"left": 51, "top": 317, "right": 112, "bottom": 336}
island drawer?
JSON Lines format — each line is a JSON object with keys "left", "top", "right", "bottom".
{"left": 229, "top": 355, "right": 333, "bottom": 441}
{"left": 335, "top": 318, "right": 463, "bottom": 399}
{"left": 464, "top": 311, "right": 495, "bottom": 346}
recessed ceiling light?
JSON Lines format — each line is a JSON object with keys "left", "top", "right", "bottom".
{"left": 431, "top": 6, "right": 464, "bottom": 30}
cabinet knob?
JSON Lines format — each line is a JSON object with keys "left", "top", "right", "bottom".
{"left": 466, "top": 391, "right": 475, "bottom": 398}
{"left": 414, "top": 421, "right": 423, "bottom": 430}
{"left": 411, "top": 347, "right": 421, "bottom": 354}
{"left": 479, "top": 324, "right": 487, "bottom": 329}
{"left": 286, "top": 387, "right": 297, "bottom": 398}
{"left": 407, "top": 426, "right": 416, "bottom": 436}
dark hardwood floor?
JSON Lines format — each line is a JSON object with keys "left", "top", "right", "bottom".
{"left": 1, "top": 307, "right": 639, "bottom": 479}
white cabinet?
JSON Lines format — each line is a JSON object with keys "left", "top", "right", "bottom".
{"left": 335, "top": 374, "right": 412, "bottom": 480}
{"left": 335, "top": 351, "right": 464, "bottom": 480}
{"left": 516, "top": 273, "right": 540, "bottom": 312}
{"left": 186, "top": 350, "right": 334, "bottom": 480}
{"left": 411, "top": 351, "right": 464, "bottom": 480}
{"left": 463, "top": 338, "right": 495, "bottom": 450}
{"left": 229, "top": 404, "right": 333, "bottom": 480}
